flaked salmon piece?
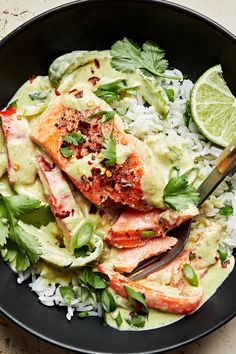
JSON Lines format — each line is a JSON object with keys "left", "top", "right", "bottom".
{"left": 98, "top": 264, "right": 203, "bottom": 314}
{"left": 31, "top": 88, "right": 165, "bottom": 209}
{"left": 114, "top": 236, "right": 177, "bottom": 273}
{"left": 0, "top": 107, "right": 37, "bottom": 184}
{"left": 105, "top": 206, "right": 198, "bottom": 248}
{"left": 147, "top": 223, "right": 222, "bottom": 287}
{"left": 36, "top": 155, "right": 80, "bottom": 248}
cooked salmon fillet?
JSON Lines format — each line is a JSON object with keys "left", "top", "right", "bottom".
{"left": 114, "top": 236, "right": 177, "bottom": 273}
{"left": 98, "top": 264, "right": 203, "bottom": 314}
{"left": 31, "top": 89, "right": 165, "bottom": 209}
{"left": 105, "top": 206, "right": 198, "bottom": 248}
{"left": 0, "top": 106, "right": 37, "bottom": 184}
{"left": 36, "top": 155, "right": 80, "bottom": 248}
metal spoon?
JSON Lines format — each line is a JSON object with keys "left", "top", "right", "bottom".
{"left": 128, "top": 136, "right": 236, "bottom": 281}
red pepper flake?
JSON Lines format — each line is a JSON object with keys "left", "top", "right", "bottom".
{"left": 75, "top": 90, "right": 83, "bottom": 98}
{"left": 0, "top": 105, "right": 16, "bottom": 117}
{"left": 88, "top": 76, "right": 100, "bottom": 86}
{"left": 29, "top": 74, "right": 37, "bottom": 83}
{"left": 55, "top": 210, "right": 70, "bottom": 219}
{"left": 69, "top": 88, "right": 77, "bottom": 94}
{"left": 94, "top": 59, "right": 100, "bottom": 69}
{"left": 221, "top": 260, "right": 230, "bottom": 268}
{"left": 54, "top": 88, "right": 61, "bottom": 96}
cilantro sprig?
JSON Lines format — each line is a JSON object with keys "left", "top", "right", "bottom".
{"left": 0, "top": 194, "right": 54, "bottom": 271}
{"left": 111, "top": 38, "right": 177, "bottom": 80}
{"left": 163, "top": 169, "right": 200, "bottom": 211}
{"left": 63, "top": 131, "right": 85, "bottom": 146}
{"left": 94, "top": 79, "right": 135, "bottom": 103}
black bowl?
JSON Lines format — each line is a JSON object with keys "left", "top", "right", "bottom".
{"left": 0, "top": 1, "right": 236, "bottom": 353}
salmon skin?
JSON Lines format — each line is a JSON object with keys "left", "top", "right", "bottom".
{"left": 114, "top": 236, "right": 177, "bottom": 273}
{"left": 1, "top": 109, "right": 37, "bottom": 184}
{"left": 32, "top": 100, "right": 151, "bottom": 209}
{"left": 98, "top": 264, "right": 203, "bottom": 315}
{"left": 105, "top": 206, "right": 198, "bottom": 248}
{"left": 36, "top": 155, "right": 80, "bottom": 248}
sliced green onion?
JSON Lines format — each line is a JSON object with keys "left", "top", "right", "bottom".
{"left": 183, "top": 263, "right": 199, "bottom": 287}
{"left": 139, "top": 230, "right": 155, "bottom": 237}
{"left": 115, "top": 311, "right": 123, "bottom": 328}
{"left": 70, "top": 219, "right": 94, "bottom": 252}
{"left": 217, "top": 243, "right": 228, "bottom": 263}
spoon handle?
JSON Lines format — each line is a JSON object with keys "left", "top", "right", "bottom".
{"left": 197, "top": 137, "right": 236, "bottom": 207}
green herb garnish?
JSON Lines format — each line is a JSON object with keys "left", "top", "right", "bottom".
{"left": 163, "top": 171, "right": 200, "bottom": 211}
{"left": 217, "top": 243, "right": 228, "bottom": 263}
{"left": 139, "top": 230, "right": 155, "bottom": 237}
{"left": 165, "top": 88, "right": 175, "bottom": 102}
{"left": 111, "top": 38, "right": 179, "bottom": 80}
{"left": 183, "top": 264, "right": 199, "bottom": 287}
{"left": 9, "top": 99, "right": 18, "bottom": 108}
{"left": 95, "top": 79, "right": 134, "bottom": 103}
{"left": 59, "top": 146, "right": 73, "bottom": 158}
{"left": 115, "top": 311, "right": 123, "bottom": 328}
{"left": 101, "top": 289, "right": 116, "bottom": 313}
{"left": 183, "top": 100, "right": 191, "bottom": 127}
{"left": 219, "top": 205, "right": 233, "bottom": 216}
{"left": 102, "top": 136, "right": 117, "bottom": 167}
{"left": 127, "top": 315, "right": 147, "bottom": 328}
{"left": 124, "top": 285, "right": 148, "bottom": 314}
{"left": 63, "top": 132, "right": 85, "bottom": 146}
{"left": 78, "top": 311, "right": 89, "bottom": 318}
{"left": 85, "top": 110, "right": 115, "bottom": 123}
{"left": 78, "top": 267, "right": 107, "bottom": 290}
{"left": 59, "top": 285, "right": 76, "bottom": 304}
{"left": 0, "top": 194, "right": 53, "bottom": 271}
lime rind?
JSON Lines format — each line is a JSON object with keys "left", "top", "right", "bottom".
{"left": 191, "top": 65, "right": 236, "bottom": 147}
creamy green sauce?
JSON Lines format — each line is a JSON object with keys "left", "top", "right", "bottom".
{"left": 106, "top": 257, "right": 234, "bottom": 331}
{"left": 1, "top": 50, "right": 235, "bottom": 333}
{"left": 65, "top": 153, "right": 104, "bottom": 180}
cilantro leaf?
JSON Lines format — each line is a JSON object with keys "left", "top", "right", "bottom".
{"left": 63, "top": 132, "right": 85, "bottom": 146}
{"left": 15, "top": 251, "right": 31, "bottom": 271}
{"left": 10, "top": 223, "right": 42, "bottom": 263}
{"left": 141, "top": 40, "right": 168, "bottom": 76}
{"left": 94, "top": 79, "right": 132, "bottom": 103}
{"left": 60, "top": 146, "right": 73, "bottom": 158}
{"left": 0, "top": 193, "right": 52, "bottom": 271}
{"left": 102, "top": 136, "right": 117, "bottom": 166}
{"left": 60, "top": 285, "right": 76, "bottom": 304}
{"left": 78, "top": 267, "right": 107, "bottom": 290}
{"left": 111, "top": 38, "right": 169, "bottom": 78}
{"left": 163, "top": 173, "right": 200, "bottom": 211}
{"left": 124, "top": 285, "right": 148, "bottom": 314}
{"left": 101, "top": 289, "right": 116, "bottom": 313}
{"left": 219, "top": 205, "right": 233, "bottom": 216}
{"left": 18, "top": 205, "right": 54, "bottom": 228}
{"left": 111, "top": 38, "right": 142, "bottom": 73}
{"left": 127, "top": 315, "right": 147, "bottom": 328}
{"left": 4, "top": 195, "right": 54, "bottom": 228}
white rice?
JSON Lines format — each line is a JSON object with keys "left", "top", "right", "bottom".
{"left": 16, "top": 68, "right": 236, "bottom": 320}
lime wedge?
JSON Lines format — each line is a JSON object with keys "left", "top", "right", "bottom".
{"left": 191, "top": 65, "right": 236, "bottom": 147}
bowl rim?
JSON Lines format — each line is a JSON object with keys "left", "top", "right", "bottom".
{"left": 0, "top": 1, "right": 236, "bottom": 353}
